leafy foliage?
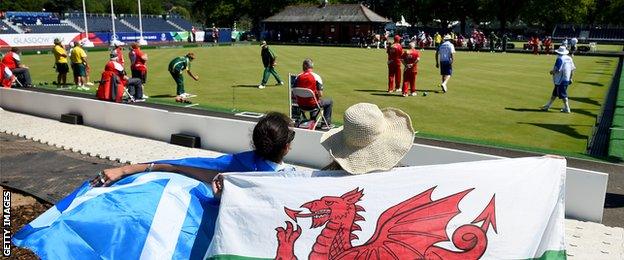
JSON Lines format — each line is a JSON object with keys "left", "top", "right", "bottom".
{"left": 2, "top": 0, "right": 623, "bottom": 29}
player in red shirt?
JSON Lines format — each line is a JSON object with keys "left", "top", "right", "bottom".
{"left": 293, "top": 58, "right": 333, "bottom": 129}
{"left": 530, "top": 36, "right": 540, "bottom": 55}
{"left": 129, "top": 42, "right": 148, "bottom": 84}
{"left": 543, "top": 36, "right": 552, "bottom": 55}
{"left": 387, "top": 35, "right": 403, "bottom": 92}
{"left": 401, "top": 42, "right": 421, "bottom": 97}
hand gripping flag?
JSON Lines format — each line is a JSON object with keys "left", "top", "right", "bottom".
{"left": 12, "top": 151, "right": 280, "bottom": 260}
{"left": 208, "top": 157, "right": 567, "bottom": 260}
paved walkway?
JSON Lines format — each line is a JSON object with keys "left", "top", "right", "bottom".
{"left": 0, "top": 109, "right": 622, "bottom": 259}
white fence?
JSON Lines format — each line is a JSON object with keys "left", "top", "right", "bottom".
{"left": 0, "top": 88, "right": 609, "bottom": 222}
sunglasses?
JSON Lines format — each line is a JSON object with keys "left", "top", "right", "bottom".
{"left": 288, "top": 130, "right": 296, "bottom": 143}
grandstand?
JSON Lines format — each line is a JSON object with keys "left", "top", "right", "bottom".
{"left": 553, "top": 25, "right": 624, "bottom": 42}
{"left": 123, "top": 15, "right": 180, "bottom": 32}
{"left": 1, "top": 11, "right": 196, "bottom": 34}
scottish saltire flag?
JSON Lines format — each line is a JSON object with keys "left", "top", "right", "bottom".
{"left": 13, "top": 151, "right": 279, "bottom": 260}
{"left": 208, "top": 157, "right": 567, "bottom": 260}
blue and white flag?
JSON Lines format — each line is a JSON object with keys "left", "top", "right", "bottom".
{"left": 13, "top": 151, "right": 279, "bottom": 260}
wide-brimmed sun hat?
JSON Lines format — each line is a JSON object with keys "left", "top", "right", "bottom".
{"left": 443, "top": 35, "right": 452, "bottom": 40}
{"left": 321, "top": 103, "right": 415, "bottom": 175}
{"left": 554, "top": 46, "right": 569, "bottom": 55}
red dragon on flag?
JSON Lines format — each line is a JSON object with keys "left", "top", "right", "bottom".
{"left": 275, "top": 187, "right": 497, "bottom": 260}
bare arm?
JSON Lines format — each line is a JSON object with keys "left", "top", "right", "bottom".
{"left": 92, "top": 163, "right": 218, "bottom": 187}
{"left": 187, "top": 70, "right": 199, "bottom": 81}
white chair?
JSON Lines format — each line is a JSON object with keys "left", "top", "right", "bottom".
{"left": 291, "top": 87, "right": 328, "bottom": 130}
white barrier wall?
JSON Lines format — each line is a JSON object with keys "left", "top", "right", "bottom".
{"left": 0, "top": 88, "right": 609, "bottom": 222}
{"left": 0, "top": 33, "right": 80, "bottom": 47}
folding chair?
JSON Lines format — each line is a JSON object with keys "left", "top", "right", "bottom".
{"left": 291, "top": 87, "right": 328, "bottom": 130}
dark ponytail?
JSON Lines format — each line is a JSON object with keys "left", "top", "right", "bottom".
{"left": 253, "top": 112, "right": 295, "bottom": 163}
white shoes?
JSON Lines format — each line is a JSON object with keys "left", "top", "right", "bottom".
{"left": 142, "top": 95, "right": 149, "bottom": 99}
{"left": 560, "top": 108, "right": 571, "bottom": 113}
{"left": 410, "top": 92, "right": 418, "bottom": 96}
{"left": 258, "top": 85, "right": 266, "bottom": 89}
{"left": 180, "top": 93, "right": 196, "bottom": 98}
{"left": 85, "top": 82, "right": 94, "bottom": 86}
{"left": 441, "top": 83, "right": 448, "bottom": 93}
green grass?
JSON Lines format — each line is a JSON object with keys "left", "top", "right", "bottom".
{"left": 22, "top": 45, "right": 619, "bottom": 159}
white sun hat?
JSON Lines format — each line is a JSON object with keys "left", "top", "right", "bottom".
{"left": 320, "top": 103, "right": 416, "bottom": 175}
{"left": 554, "top": 46, "right": 569, "bottom": 55}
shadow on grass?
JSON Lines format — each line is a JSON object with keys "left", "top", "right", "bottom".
{"left": 568, "top": 97, "right": 601, "bottom": 106}
{"left": 605, "top": 193, "right": 624, "bottom": 208}
{"left": 232, "top": 84, "right": 260, "bottom": 88}
{"left": 505, "top": 107, "right": 597, "bottom": 117}
{"left": 570, "top": 108, "right": 597, "bottom": 118}
{"left": 149, "top": 94, "right": 177, "bottom": 98}
{"left": 518, "top": 122, "right": 588, "bottom": 139}
{"left": 595, "top": 60, "right": 614, "bottom": 64}
{"left": 505, "top": 107, "right": 543, "bottom": 112}
{"left": 576, "top": 81, "right": 604, "bottom": 87}
{"left": 371, "top": 93, "right": 403, "bottom": 97}
{"left": 354, "top": 89, "right": 388, "bottom": 93}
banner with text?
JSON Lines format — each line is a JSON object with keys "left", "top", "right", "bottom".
{"left": 208, "top": 157, "right": 567, "bottom": 260}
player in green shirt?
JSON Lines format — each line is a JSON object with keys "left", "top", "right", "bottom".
{"left": 168, "top": 52, "right": 199, "bottom": 101}
{"left": 258, "top": 41, "right": 283, "bottom": 89}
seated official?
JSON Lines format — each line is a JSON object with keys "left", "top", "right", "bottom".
{"left": 293, "top": 58, "right": 334, "bottom": 130}
{"left": 97, "top": 53, "right": 144, "bottom": 102}
{"left": 1, "top": 47, "right": 33, "bottom": 87}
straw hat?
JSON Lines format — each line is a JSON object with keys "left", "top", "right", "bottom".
{"left": 554, "top": 46, "right": 569, "bottom": 55}
{"left": 321, "top": 103, "right": 415, "bottom": 174}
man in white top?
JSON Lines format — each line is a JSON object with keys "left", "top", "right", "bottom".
{"left": 435, "top": 35, "right": 456, "bottom": 93}
{"left": 541, "top": 46, "right": 576, "bottom": 113}
{"left": 569, "top": 37, "right": 578, "bottom": 55}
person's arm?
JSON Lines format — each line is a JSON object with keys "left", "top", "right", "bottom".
{"left": 92, "top": 163, "right": 218, "bottom": 187}
{"left": 141, "top": 53, "right": 148, "bottom": 61}
{"left": 187, "top": 69, "right": 199, "bottom": 81}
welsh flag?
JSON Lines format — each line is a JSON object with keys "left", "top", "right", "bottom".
{"left": 207, "top": 157, "right": 566, "bottom": 259}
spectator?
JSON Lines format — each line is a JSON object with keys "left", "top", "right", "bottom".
{"left": 543, "top": 36, "right": 553, "bottom": 55}
{"left": 435, "top": 35, "right": 456, "bottom": 93}
{"left": 168, "top": 52, "right": 199, "bottom": 102}
{"left": 293, "top": 58, "right": 334, "bottom": 130}
{"left": 387, "top": 35, "right": 403, "bottom": 93}
{"left": 105, "top": 52, "right": 144, "bottom": 102}
{"left": 570, "top": 37, "right": 578, "bottom": 55}
{"left": 321, "top": 102, "right": 415, "bottom": 174}
{"left": 401, "top": 42, "right": 420, "bottom": 97}
{"left": 111, "top": 42, "right": 125, "bottom": 67}
{"left": 489, "top": 31, "right": 498, "bottom": 52}
{"left": 258, "top": 41, "right": 284, "bottom": 89}
{"left": 541, "top": 46, "right": 576, "bottom": 113}
{"left": 434, "top": 32, "right": 442, "bottom": 47}
{"left": 191, "top": 26, "right": 197, "bottom": 42}
{"left": 1, "top": 47, "right": 33, "bottom": 88}
{"left": 212, "top": 24, "right": 219, "bottom": 44}
{"left": 1, "top": 61, "right": 16, "bottom": 88}
{"left": 70, "top": 41, "right": 89, "bottom": 90}
{"left": 14, "top": 112, "right": 297, "bottom": 258}
{"left": 52, "top": 38, "right": 69, "bottom": 89}
{"left": 501, "top": 33, "right": 509, "bottom": 52}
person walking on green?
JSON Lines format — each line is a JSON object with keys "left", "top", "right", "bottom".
{"left": 168, "top": 52, "right": 199, "bottom": 102}
{"left": 258, "top": 41, "right": 283, "bottom": 89}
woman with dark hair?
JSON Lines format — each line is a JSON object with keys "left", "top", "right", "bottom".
{"left": 92, "top": 111, "right": 295, "bottom": 191}
{"left": 14, "top": 112, "right": 296, "bottom": 259}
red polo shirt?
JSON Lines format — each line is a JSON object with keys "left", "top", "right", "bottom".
{"left": 387, "top": 43, "right": 403, "bottom": 64}
{"left": 402, "top": 49, "right": 420, "bottom": 73}
{"left": 1, "top": 51, "right": 20, "bottom": 69}
{"left": 294, "top": 69, "right": 323, "bottom": 108}
{"left": 130, "top": 48, "right": 147, "bottom": 71}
